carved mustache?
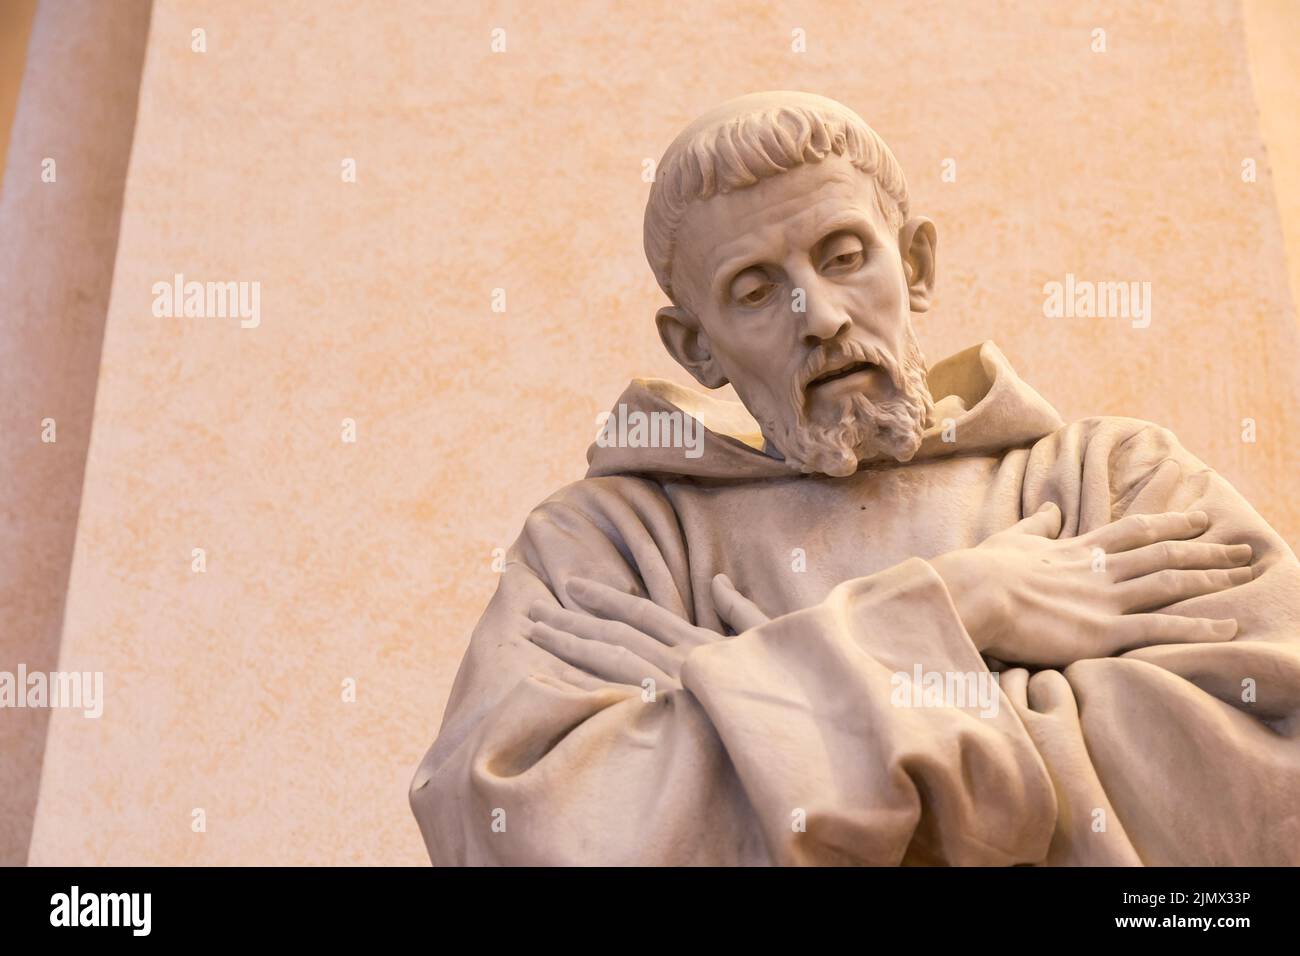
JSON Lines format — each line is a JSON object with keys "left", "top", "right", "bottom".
{"left": 796, "top": 340, "right": 901, "bottom": 395}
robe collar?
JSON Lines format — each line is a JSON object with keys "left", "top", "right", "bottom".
{"left": 585, "top": 341, "right": 1064, "bottom": 481}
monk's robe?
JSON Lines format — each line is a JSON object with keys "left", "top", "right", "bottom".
{"left": 410, "top": 341, "right": 1300, "bottom": 865}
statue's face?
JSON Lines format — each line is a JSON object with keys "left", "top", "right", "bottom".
{"left": 669, "top": 153, "right": 933, "bottom": 475}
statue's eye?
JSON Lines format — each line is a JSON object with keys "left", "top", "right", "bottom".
{"left": 819, "top": 233, "right": 865, "bottom": 274}
{"left": 730, "top": 270, "right": 776, "bottom": 307}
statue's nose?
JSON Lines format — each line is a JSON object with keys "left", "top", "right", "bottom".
{"left": 799, "top": 291, "right": 852, "bottom": 345}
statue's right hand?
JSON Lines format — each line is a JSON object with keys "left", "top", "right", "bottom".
{"left": 523, "top": 574, "right": 769, "bottom": 690}
{"left": 930, "top": 503, "right": 1253, "bottom": 668}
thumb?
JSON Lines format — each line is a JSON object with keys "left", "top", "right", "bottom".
{"left": 711, "top": 573, "right": 771, "bottom": 633}
{"left": 1011, "top": 501, "right": 1062, "bottom": 538}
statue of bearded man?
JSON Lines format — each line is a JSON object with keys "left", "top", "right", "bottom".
{"left": 411, "top": 91, "right": 1300, "bottom": 867}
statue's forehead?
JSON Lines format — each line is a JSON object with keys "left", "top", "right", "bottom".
{"left": 675, "top": 159, "right": 885, "bottom": 278}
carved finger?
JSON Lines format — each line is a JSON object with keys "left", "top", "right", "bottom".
{"left": 711, "top": 573, "right": 771, "bottom": 633}
{"left": 1025, "top": 669, "right": 1076, "bottom": 717}
{"left": 525, "top": 621, "right": 675, "bottom": 688}
{"left": 1117, "top": 566, "right": 1253, "bottom": 613}
{"left": 1107, "top": 541, "right": 1252, "bottom": 582}
{"left": 529, "top": 601, "right": 678, "bottom": 673}
{"left": 1010, "top": 501, "right": 1063, "bottom": 539}
{"left": 1106, "top": 613, "right": 1238, "bottom": 653}
{"left": 1086, "top": 510, "right": 1207, "bottom": 553}
{"left": 565, "top": 577, "right": 700, "bottom": 646}
{"left": 998, "top": 667, "right": 1031, "bottom": 710}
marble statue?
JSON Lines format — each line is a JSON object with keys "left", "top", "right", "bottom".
{"left": 410, "top": 92, "right": 1300, "bottom": 866}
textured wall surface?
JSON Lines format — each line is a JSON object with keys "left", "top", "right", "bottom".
{"left": 18, "top": 0, "right": 1299, "bottom": 864}
{"left": 1243, "top": 0, "right": 1300, "bottom": 314}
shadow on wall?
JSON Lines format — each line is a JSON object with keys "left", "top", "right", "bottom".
{"left": 0, "top": 0, "right": 153, "bottom": 865}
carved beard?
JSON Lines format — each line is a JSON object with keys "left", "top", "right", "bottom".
{"left": 764, "top": 326, "right": 934, "bottom": 478}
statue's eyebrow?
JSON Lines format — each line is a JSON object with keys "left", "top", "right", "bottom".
{"left": 811, "top": 210, "right": 871, "bottom": 244}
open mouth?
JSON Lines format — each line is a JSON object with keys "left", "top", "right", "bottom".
{"left": 807, "top": 360, "right": 877, "bottom": 389}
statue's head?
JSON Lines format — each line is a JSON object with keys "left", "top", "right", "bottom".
{"left": 645, "top": 91, "right": 937, "bottom": 477}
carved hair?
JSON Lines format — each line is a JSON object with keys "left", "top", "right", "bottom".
{"left": 644, "top": 94, "right": 910, "bottom": 306}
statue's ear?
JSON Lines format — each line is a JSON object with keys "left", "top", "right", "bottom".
{"left": 656, "top": 306, "right": 728, "bottom": 388}
{"left": 898, "top": 216, "right": 937, "bottom": 314}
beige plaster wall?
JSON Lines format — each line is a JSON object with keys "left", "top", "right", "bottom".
{"left": 1243, "top": 0, "right": 1300, "bottom": 318}
{"left": 13, "top": 0, "right": 1298, "bottom": 864}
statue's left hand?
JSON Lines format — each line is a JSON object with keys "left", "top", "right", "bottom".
{"left": 525, "top": 574, "right": 769, "bottom": 690}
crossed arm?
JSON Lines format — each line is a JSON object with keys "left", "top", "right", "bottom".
{"left": 527, "top": 504, "right": 1253, "bottom": 683}
{"left": 415, "top": 421, "right": 1300, "bottom": 864}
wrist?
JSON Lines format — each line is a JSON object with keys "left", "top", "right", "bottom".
{"left": 930, "top": 549, "right": 997, "bottom": 650}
